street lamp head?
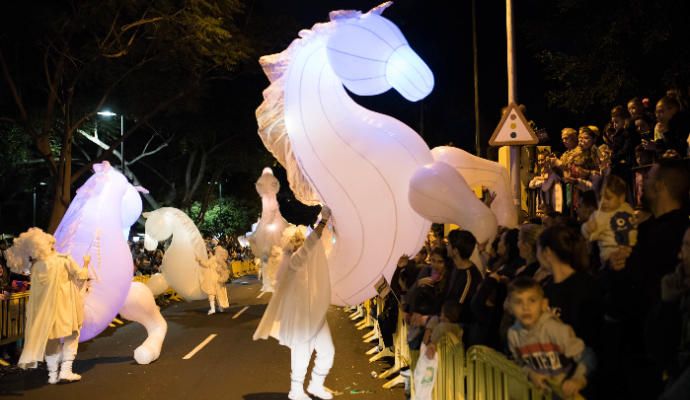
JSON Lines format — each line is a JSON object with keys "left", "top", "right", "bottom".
{"left": 97, "top": 110, "right": 117, "bottom": 117}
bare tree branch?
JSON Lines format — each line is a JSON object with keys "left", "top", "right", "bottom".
{"left": 76, "top": 129, "right": 160, "bottom": 209}
{"left": 127, "top": 135, "right": 172, "bottom": 165}
{"left": 121, "top": 16, "right": 165, "bottom": 32}
{"left": 68, "top": 57, "right": 151, "bottom": 136}
{"left": 72, "top": 86, "right": 189, "bottom": 182}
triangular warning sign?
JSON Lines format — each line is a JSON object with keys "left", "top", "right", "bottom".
{"left": 489, "top": 102, "right": 538, "bottom": 146}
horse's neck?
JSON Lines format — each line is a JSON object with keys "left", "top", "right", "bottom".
{"left": 169, "top": 224, "right": 203, "bottom": 255}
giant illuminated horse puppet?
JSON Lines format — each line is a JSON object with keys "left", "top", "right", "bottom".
{"left": 54, "top": 161, "right": 166, "bottom": 364}
{"left": 256, "top": 2, "right": 518, "bottom": 306}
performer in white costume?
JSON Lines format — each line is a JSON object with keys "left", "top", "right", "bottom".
{"left": 197, "top": 246, "right": 230, "bottom": 315}
{"left": 5, "top": 228, "right": 89, "bottom": 384}
{"left": 253, "top": 207, "right": 334, "bottom": 400}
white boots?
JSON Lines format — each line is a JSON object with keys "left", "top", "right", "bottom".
{"left": 306, "top": 372, "right": 333, "bottom": 399}
{"left": 46, "top": 356, "right": 80, "bottom": 384}
{"left": 208, "top": 297, "right": 216, "bottom": 315}
{"left": 46, "top": 355, "right": 59, "bottom": 384}
{"left": 58, "top": 360, "right": 82, "bottom": 382}
{"left": 288, "top": 380, "right": 310, "bottom": 400}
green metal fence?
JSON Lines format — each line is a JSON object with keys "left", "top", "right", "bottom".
{"left": 1, "top": 292, "right": 29, "bottom": 345}
{"left": 466, "top": 345, "right": 552, "bottom": 400}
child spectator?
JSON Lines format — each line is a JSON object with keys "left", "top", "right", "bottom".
{"left": 507, "top": 277, "right": 591, "bottom": 398}
{"left": 581, "top": 175, "right": 637, "bottom": 264}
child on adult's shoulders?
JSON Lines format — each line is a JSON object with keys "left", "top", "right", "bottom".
{"left": 507, "top": 276, "right": 591, "bottom": 399}
{"left": 581, "top": 174, "right": 637, "bottom": 264}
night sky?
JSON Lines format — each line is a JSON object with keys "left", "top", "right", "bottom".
{"left": 252, "top": 0, "right": 519, "bottom": 156}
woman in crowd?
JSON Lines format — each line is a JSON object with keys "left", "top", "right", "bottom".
{"left": 537, "top": 225, "right": 603, "bottom": 350}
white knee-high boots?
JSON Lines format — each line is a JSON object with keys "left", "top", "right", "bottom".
{"left": 58, "top": 360, "right": 82, "bottom": 382}
{"left": 288, "top": 379, "right": 310, "bottom": 400}
{"left": 307, "top": 371, "right": 333, "bottom": 399}
{"left": 208, "top": 295, "right": 216, "bottom": 315}
{"left": 46, "top": 354, "right": 60, "bottom": 384}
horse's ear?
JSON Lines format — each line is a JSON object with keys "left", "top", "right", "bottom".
{"left": 369, "top": 1, "right": 392, "bottom": 15}
{"left": 134, "top": 185, "right": 149, "bottom": 194}
{"left": 93, "top": 161, "right": 111, "bottom": 173}
{"left": 142, "top": 212, "right": 150, "bottom": 219}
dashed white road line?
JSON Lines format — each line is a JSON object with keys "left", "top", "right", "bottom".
{"left": 232, "top": 306, "right": 249, "bottom": 319}
{"left": 256, "top": 291, "right": 265, "bottom": 299}
{"left": 182, "top": 334, "right": 217, "bottom": 360}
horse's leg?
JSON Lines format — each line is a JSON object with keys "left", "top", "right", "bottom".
{"left": 118, "top": 282, "right": 167, "bottom": 364}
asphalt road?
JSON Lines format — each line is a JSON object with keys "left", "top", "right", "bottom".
{"left": 0, "top": 276, "right": 404, "bottom": 400}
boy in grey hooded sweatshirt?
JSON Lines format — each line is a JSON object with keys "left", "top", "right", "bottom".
{"left": 507, "top": 277, "right": 589, "bottom": 398}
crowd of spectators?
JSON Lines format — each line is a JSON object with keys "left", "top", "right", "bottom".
{"left": 127, "top": 234, "right": 253, "bottom": 277}
{"left": 0, "top": 239, "right": 30, "bottom": 300}
{"left": 530, "top": 92, "right": 690, "bottom": 219}
{"left": 378, "top": 91, "right": 690, "bottom": 399}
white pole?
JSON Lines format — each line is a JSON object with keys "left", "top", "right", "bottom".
{"left": 32, "top": 187, "right": 37, "bottom": 226}
{"left": 506, "top": 0, "right": 516, "bottom": 105}
{"left": 506, "top": 0, "right": 521, "bottom": 209}
{"left": 120, "top": 115, "right": 125, "bottom": 171}
{"left": 472, "top": 0, "right": 481, "bottom": 156}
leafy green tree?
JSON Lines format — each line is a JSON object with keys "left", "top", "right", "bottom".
{"left": 189, "top": 197, "right": 258, "bottom": 238}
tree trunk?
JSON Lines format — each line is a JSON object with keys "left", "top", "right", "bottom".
{"left": 196, "top": 169, "right": 221, "bottom": 224}
{"left": 47, "top": 142, "right": 72, "bottom": 233}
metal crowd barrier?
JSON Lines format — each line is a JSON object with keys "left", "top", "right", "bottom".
{"left": 1, "top": 292, "right": 29, "bottom": 345}
{"left": 433, "top": 331, "right": 465, "bottom": 400}
{"left": 353, "top": 300, "right": 561, "bottom": 400}
{"left": 466, "top": 345, "right": 552, "bottom": 400}
{"left": 231, "top": 260, "right": 256, "bottom": 278}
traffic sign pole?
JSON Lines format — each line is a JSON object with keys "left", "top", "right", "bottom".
{"left": 507, "top": 0, "right": 521, "bottom": 209}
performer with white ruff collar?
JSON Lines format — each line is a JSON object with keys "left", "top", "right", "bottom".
{"left": 5, "top": 228, "right": 90, "bottom": 384}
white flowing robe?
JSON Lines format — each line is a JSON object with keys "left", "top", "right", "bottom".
{"left": 253, "top": 231, "right": 330, "bottom": 348}
{"left": 18, "top": 253, "right": 88, "bottom": 369}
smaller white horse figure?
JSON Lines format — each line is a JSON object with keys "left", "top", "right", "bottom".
{"left": 54, "top": 161, "right": 166, "bottom": 364}
{"left": 248, "top": 167, "right": 289, "bottom": 291}
{"left": 143, "top": 208, "right": 208, "bottom": 301}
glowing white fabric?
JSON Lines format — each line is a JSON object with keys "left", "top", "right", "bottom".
{"left": 52, "top": 161, "right": 166, "bottom": 364}
{"left": 409, "top": 161, "right": 498, "bottom": 245}
{"left": 256, "top": 3, "right": 436, "bottom": 306}
{"left": 248, "top": 167, "right": 289, "bottom": 261}
{"left": 143, "top": 207, "right": 207, "bottom": 301}
{"left": 53, "top": 162, "right": 139, "bottom": 341}
{"left": 430, "top": 146, "right": 516, "bottom": 229}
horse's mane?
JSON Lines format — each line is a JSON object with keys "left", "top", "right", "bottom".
{"left": 160, "top": 208, "right": 208, "bottom": 260}
{"left": 255, "top": 22, "right": 335, "bottom": 206}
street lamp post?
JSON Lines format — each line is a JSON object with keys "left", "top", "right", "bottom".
{"left": 31, "top": 182, "right": 47, "bottom": 227}
{"left": 97, "top": 110, "right": 125, "bottom": 171}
